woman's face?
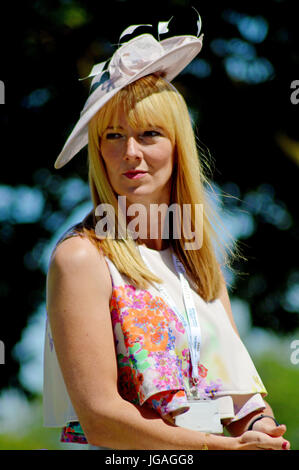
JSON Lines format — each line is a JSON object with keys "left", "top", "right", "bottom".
{"left": 100, "top": 107, "right": 175, "bottom": 206}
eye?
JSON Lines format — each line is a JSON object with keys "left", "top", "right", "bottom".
{"left": 142, "top": 130, "right": 161, "bottom": 137}
{"left": 105, "top": 133, "right": 123, "bottom": 140}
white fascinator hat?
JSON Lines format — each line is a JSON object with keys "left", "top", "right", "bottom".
{"left": 54, "top": 14, "right": 204, "bottom": 169}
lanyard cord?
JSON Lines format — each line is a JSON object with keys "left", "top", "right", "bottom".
{"left": 138, "top": 246, "right": 202, "bottom": 384}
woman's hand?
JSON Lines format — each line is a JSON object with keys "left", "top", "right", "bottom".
{"left": 236, "top": 429, "right": 290, "bottom": 450}
{"left": 251, "top": 416, "right": 288, "bottom": 439}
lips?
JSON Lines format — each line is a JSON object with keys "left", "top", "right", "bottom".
{"left": 123, "top": 170, "right": 147, "bottom": 179}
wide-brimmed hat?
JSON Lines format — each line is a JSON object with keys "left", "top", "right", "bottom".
{"left": 54, "top": 16, "right": 204, "bottom": 169}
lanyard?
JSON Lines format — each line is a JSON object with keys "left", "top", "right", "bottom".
{"left": 138, "top": 246, "right": 202, "bottom": 383}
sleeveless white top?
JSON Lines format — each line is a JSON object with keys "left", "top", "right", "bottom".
{"left": 43, "top": 237, "right": 267, "bottom": 428}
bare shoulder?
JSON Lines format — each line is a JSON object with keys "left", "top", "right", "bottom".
{"left": 48, "top": 235, "right": 112, "bottom": 299}
{"left": 51, "top": 234, "right": 103, "bottom": 267}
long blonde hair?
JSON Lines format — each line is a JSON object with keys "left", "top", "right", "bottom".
{"left": 84, "top": 74, "right": 233, "bottom": 301}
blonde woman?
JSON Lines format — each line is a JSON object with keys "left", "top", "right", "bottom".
{"left": 43, "top": 24, "right": 290, "bottom": 450}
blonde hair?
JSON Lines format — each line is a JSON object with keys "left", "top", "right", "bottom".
{"left": 84, "top": 74, "right": 234, "bottom": 301}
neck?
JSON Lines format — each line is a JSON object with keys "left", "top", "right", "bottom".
{"left": 125, "top": 193, "right": 171, "bottom": 251}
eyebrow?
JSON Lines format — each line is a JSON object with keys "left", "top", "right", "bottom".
{"left": 106, "top": 125, "right": 163, "bottom": 130}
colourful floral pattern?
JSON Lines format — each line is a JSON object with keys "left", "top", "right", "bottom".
{"left": 60, "top": 422, "right": 87, "bottom": 444}
{"left": 61, "top": 283, "right": 218, "bottom": 443}
{"left": 110, "top": 284, "right": 210, "bottom": 406}
{"left": 61, "top": 283, "right": 264, "bottom": 444}
{"left": 147, "top": 390, "right": 189, "bottom": 417}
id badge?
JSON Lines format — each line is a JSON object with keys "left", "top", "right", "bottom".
{"left": 175, "top": 399, "right": 223, "bottom": 434}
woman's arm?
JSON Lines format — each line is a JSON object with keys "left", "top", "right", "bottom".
{"left": 46, "top": 238, "right": 288, "bottom": 450}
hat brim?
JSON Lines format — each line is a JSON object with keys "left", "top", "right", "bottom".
{"left": 54, "top": 35, "right": 203, "bottom": 169}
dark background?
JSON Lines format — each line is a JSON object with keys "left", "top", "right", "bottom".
{"left": 1, "top": 0, "right": 298, "bottom": 403}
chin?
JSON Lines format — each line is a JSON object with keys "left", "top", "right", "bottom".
{"left": 116, "top": 183, "right": 167, "bottom": 204}
{"left": 124, "top": 185, "right": 153, "bottom": 198}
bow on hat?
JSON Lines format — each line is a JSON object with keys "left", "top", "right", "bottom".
{"left": 82, "top": 12, "right": 202, "bottom": 91}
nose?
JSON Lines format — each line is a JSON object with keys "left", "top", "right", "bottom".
{"left": 124, "top": 136, "right": 142, "bottom": 161}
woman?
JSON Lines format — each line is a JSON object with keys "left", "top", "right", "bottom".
{"left": 43, "top": 21, "right": 290, "bottom": 450}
